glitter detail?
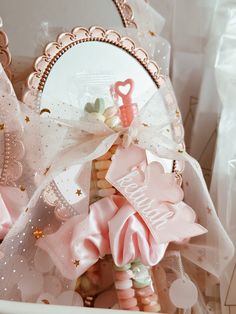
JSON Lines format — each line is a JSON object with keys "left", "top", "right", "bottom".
{"left": 25, "top": 116, "right": 30, "bottom": 123}
{"left": 148, "top": 30, "right": 156, "bottom": 37}
{"left": 32, "top": 228, "right": 44, "bottom": 239}
{"left": 0, "top": 123, "right": 5, "bottom": 130}
{"left": 75, "top": 189, "right": 82, "bottom": 197}
{"left": 73, "top": 260, "right": 80, "bottom": 267}
{"left": 44, "top": 167, "right": 51, "bottom": 175}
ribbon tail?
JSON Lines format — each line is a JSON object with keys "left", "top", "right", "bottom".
{"left": 180, "top": 152, "right": 235, "bottom": 277}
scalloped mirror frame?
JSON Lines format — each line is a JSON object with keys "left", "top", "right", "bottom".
{"left": 23, "top": 26, "right": 161, "bottom": 106}
{"left": 0, "top": 27, "right": 12, "bottom": 79}
{"left": 113, "top": 0, "right": 137, "bottom": 28}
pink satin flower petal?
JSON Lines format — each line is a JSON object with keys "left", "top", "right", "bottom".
{"left": 108, "top": 196, "right": 167, "bottom": 266}
{"left": 38, "top": 196, "right": 167, "bottom": 279}
{"left": 37, "top": 197, "right": 118, "bottom": 280}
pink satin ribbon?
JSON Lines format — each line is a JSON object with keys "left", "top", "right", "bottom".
{"left": 0, "top": 186, "right": 28, "bottom": 239}
{"left": 37, "top": 195, "right": 168, "bottom": 280}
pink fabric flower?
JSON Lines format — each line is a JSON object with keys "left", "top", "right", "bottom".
{"left": 37, "top": 196, "right": 167, "bottom": 280}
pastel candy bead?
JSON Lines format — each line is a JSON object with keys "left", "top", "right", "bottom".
{"left": 133, "top": 277, "right": 152, "bottom": 289}
{"left": 117, "top": 288, "right": 135, "bottom": 299}
{"left": 129, "top": 306, "right": 140, "bottom": 311}
{"left": 96, "top": 170, "right": 107, "bottom": 179}
{"left": 98, "top": 188, "right": 116, "bottom": 197}
{"left": 136, "top": 286, "right": 153, "bottom": 297}
{"left": 104, "top": 106, "right": 118, "bottom": 119}
{"left": 141, "top": 293, "right": 158, "bottom": 305}
{"left": 94, "top": 98, "right": 105, "bottom": 113}
{"left": 143, "top": 304, "right": 161, "bottom": 312}
{"left": 133, "top": 266, "right": 150, "bottom": 281}
{"left": 119, "top": 297, "right": 138, "bottom": 309}
{"left": 114, "top": 264, "right": 131, "bottom": 272}
{"left": 105, "top": 116, "right": 121, "bottom": 128}
{"left": 114, "top": 270, "right": 133, "bottom": 281}
{"left": 89, "top": 112, "right": 105, "bottom": 122}
{"left": 85, "top": 102, "right": 94, "bottom": 113}
{"left": 115, "top": 279, "right": 132, "bottom": 290}
{"left": 96, "top": 152, "right": 112, "bottom": 161}
{"left": 94, "top": 160, "right": 111, "bottom": 170}
{"left": 97, "top": 179, "right": 112, "bottom": 189}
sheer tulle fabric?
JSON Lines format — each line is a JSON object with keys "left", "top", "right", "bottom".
{"left": 0, "top": 65, "right": 233, "bottom": 304}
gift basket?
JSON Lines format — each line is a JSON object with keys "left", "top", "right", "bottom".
{"left": 0, "top": 1, "right": 234, "bottom": 313}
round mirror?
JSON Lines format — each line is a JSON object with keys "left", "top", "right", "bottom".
{"left": 0, "top": 0, "right": 135, "bottom": 91}
{"left": 24, "top": 26, "right": 183, "bottom": 215}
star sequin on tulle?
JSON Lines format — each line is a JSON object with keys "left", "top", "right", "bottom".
{"left": 44, "top": 167, "right": 51, "bottom": 175}
{"left": 19, "top": 185, "right": 26, "bottom": 191}
{"left": 176, "top": 110, "right": 181, "bottom": 118}
{"left": 134, "top": 138, "right": 139, "bottom": 145}
{"left": 41, "top": 299, "right": 50, "bottom": 304}
{"left": 25, "top": 116, "right": 30, "bottom": 123}
{"left": 149, "top": 30, "right": 156, "bottom": 37}
{"left": 0, "top": 123, "right": 5, "bottom": 130}
{"left": 73, "top": 260, "right": 80, "bottom": 267}
{"left": 76, "top": 189, "right": 82, "bottom": 197}
{"left": 33, "top": 228, "right": 44, "bottom": 239}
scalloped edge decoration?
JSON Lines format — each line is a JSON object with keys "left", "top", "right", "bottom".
{"left": 113, "top": 0, "right": 137, "bottom": 28}
{"left": 23, "top": 26, "right": 161, "bottom": 106}
{"left": 0, "top": 27, "right": 12, "bottom": 80}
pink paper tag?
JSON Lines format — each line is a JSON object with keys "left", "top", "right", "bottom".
{"left": 106, "top": 145, "right": 207, "bottom": 244}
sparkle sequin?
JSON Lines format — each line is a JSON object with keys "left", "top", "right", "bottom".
{"left": 0, "top": 123, "right": 5, "bottom": 130}
{"left": 25, "top": 116, "right": 30, "bottom": 123}
{"left": 44, "top": 167, "right": 51, "bottom": 175}
{"left": 73, "top": 260, "right": 80, "bottom": 267}
{"left": 32, "top": 228, "right": 44, "bottom": 239}
{"left": 19, "top": 185, "right": 26, "bottom": 191}
{"left": 76, "top": 189, "right": 82, "bottom": 197}
{"left": 149, "top": 30, "right": 156, "bottom": 37}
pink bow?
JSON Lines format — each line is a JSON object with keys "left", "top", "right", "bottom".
{"left": 0, "top": 186, "right": 28, "bottom": 239}
{"left": 37, "top": 194, "right": 202, "bottom": 280}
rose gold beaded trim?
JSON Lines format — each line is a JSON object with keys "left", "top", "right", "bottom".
{"left": 0, "top": 24, "right": 12, "bottom": 80}
{"left": 23, "top": 26, "right": 161, "bottom": 105}
{"left": 113, "top": 0, "right": 137, "bottom": 28}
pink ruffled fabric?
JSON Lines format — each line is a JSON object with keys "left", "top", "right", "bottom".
{"left": 37, "top": 196, "right": 167, "bottom": 280}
